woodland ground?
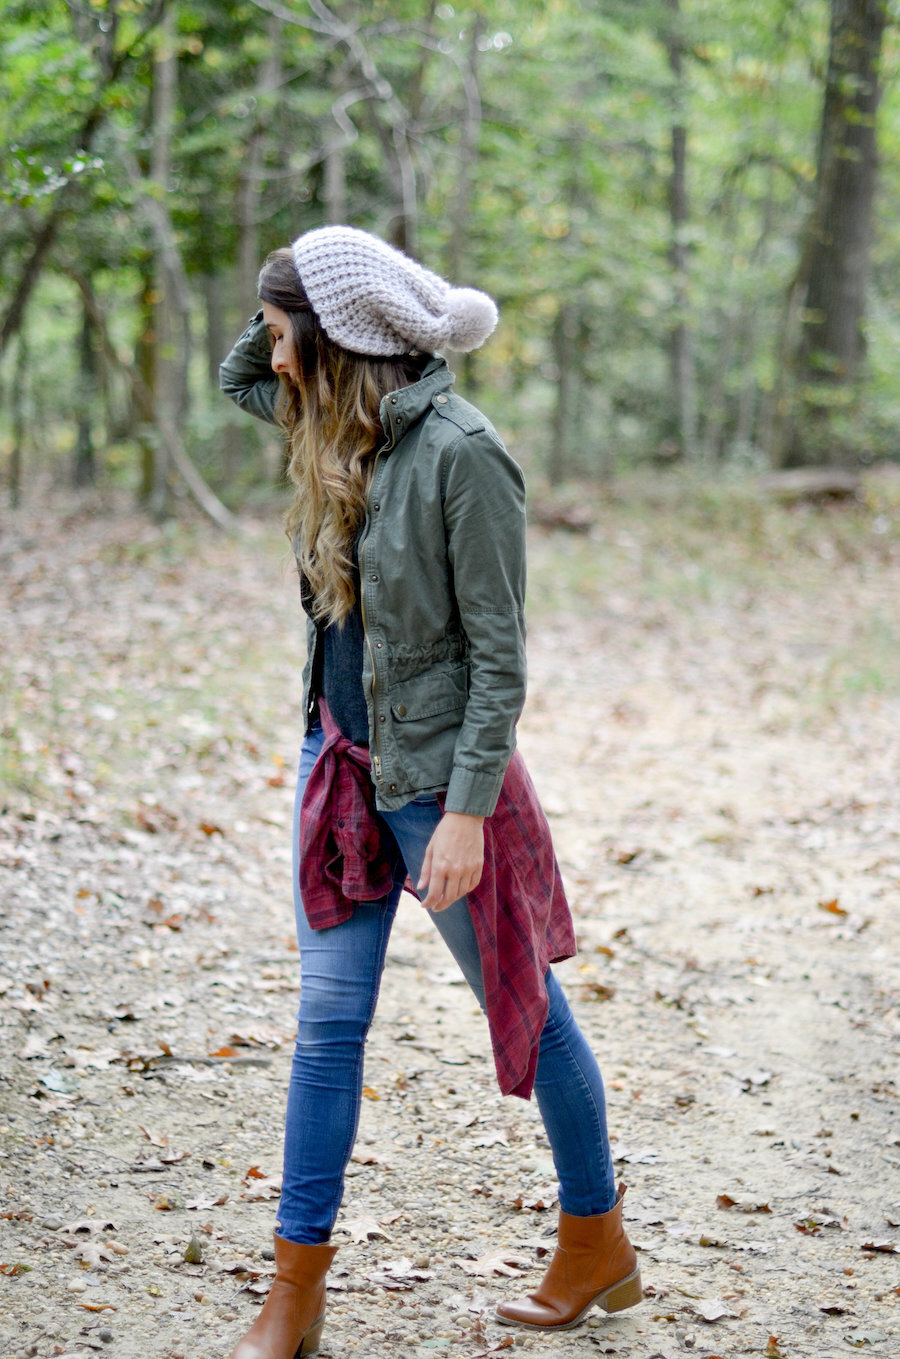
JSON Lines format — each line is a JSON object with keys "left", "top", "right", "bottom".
{"left": 0, "top": 469, "right": 898, "bottom": 1359}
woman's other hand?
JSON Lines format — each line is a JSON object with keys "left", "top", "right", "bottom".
{"left": 418, "top": 811, "right": 485, "bottom": 912}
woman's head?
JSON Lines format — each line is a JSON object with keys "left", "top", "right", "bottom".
{"left": 257, "top": 249, "right": 317, "bottom": 389}
{"left": 257, "top": 247, "right": 425, "bottom": 628}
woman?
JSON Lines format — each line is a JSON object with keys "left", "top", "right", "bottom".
{"left": 219, "top": 226, "right": 641, "bottom": 1359}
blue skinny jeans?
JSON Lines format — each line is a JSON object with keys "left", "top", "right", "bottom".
{"left": 276, "top": 724, "right": 616, "bottom": 1244}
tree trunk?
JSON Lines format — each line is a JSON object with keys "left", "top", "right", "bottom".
{"left": 442, "top": 15, "right": 482, "bottom": 387}
{"left": 135, "top": 271, "right": 157, "bottom": 502}
{"left": 236, "top": 16, "right": 283, "bottom": 313}
{"left": 549, "top": 304, "right": 579, "bottom": 486}
{"left": 664, "top": 0, "right": 697, "bottom": 459}
{"left": 203, "top": 269, "right": 244, "bottom": 486}
{"left": 73, "top": 302, "right": 97, "bottom": 487}
{"left": 147, "top": 7, "right": 178, "bottom": 518}
{"left": 71, "top": 269, "right": 242, "bottom": 535}
{"left": 9, "top": 329, "right": 28, "bottom": 509}
{"left": 771, "top": 0, "right": 885, "bottom": 467}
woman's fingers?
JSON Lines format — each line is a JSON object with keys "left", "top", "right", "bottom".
{"left": 418, "top": 812, "right": 485, "bottom": 912}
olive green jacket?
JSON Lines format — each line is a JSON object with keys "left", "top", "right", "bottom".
{"left": 219, "top": 313, "right": 527, "bottom": 817}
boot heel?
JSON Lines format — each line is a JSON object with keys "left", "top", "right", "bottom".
{"left": 600, "top": 1268, "right": 643, "bottom": 1313}
{"left": 298, "top": 1315, "right": 324, "bottom": 1356}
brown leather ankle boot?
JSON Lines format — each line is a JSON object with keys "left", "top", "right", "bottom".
{"left": 228, "top": 1235, "right": 337, "bottom": 1359}
{"left": 495, "top": 1183, "right": 642, "bottom": 1331}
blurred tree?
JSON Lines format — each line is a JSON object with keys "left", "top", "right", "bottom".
{"left": 662, "top": 0, "right": 697, "bottom": 459}
{"left": 771, "top": 0, "right": 888, "bottom": 467}
{"left": 1, "top": 0, "right": 898, "bottom": 505}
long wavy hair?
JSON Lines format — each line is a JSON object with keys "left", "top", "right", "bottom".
{"left": 257, "top": 248, "right": 424, "bottom": 626}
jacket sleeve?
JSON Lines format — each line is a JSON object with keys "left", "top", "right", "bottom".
{"left": 219, "top": 310, "right": 281, "bottom": 425}
{"left": 440, "top": 427, "right": 528, "bottom": 817}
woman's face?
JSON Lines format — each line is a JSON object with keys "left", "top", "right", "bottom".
{"left": 263, "top": 302, "right": 300, "bottom": 384}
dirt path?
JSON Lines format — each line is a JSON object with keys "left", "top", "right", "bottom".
{"left": 1, "top": 482, "right": 898, "bottom": 1359}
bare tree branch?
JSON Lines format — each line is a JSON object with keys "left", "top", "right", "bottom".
{"left": 246, "top": 0, "right": 420, "bottom": 245}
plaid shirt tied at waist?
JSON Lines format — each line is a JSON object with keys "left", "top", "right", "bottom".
{"left": 298, "top": 708, "right": 576, "bottom": 1099}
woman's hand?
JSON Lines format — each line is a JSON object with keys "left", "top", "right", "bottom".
{"left": 418, "top": 811, "right": 485, "bottom": 912}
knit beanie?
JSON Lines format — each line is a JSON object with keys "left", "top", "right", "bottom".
{"left": 291, "top": 225, "right": 498, "bottom": 357}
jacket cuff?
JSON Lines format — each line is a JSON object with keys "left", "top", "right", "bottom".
{"left": 240, "top": 310, "right": 272, "bottom": 360}
{"left": 444, "top": 763, "right": 507, "bottom": 818}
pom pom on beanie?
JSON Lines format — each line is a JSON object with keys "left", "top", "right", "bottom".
{"left": 291, "top": 226, "right": 498, "bottom": 357}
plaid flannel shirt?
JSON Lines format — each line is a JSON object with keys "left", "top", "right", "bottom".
{"left": 298, "top": 709, "right": 576, "bottom": 1099}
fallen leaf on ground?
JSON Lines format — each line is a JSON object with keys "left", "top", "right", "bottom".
{"left": 844, "top": 1330, "right": 888, "bottom": 1348}
{"left": 795, "top": 1212, "right": 847, "bottom": 1235}
{"left": 471, "top": 1131, "right": 509, "bottom": 1148}
{"left": 39, "top": 1068, "right": 78, "bottom": 1095}
{"left": 75, "top": 1241, "right": 117, "bottom": 1266}
{"left": 342, "top": 1216, "right": 392, "bottom": 1244}
{"left": 159, "top": 1146, "right": 190, "bottom": 1164}
{"left": 510, "top": 1185, "right": 557, "bottom": 1211}
{"left": 152, "top": 1193, "right": 183, "bottom": 1211}
{"left": 716, "top": 1194, "right": 772, "bottom": 1213}
{"left": 139, "top": 1125, "right": 170, "bottom": 1147}
{"left": 61, "top": 1218, "right": 117, "bottom": 1235}
{"left": 692, "top": 1297, "right": 738, "bottom": 1322}
{"left": 367, "top": 1256, "right": 433, "bottom": 1289}
{"left": 219, "top": 1259, "right": 267, "bottom": 1278}
{"left": 610, "top": 1142, "right": 660, "bottom": 1164}
{"left": 454, "top": 1251, "right": 532, "bottom": 1278}
{"left": 240, "top": 1176, "right": 282, "bottom": 1201}
{"left": 186, "top": 1194, "right": 228, "bottom": 1211}
{"left": 579, "top": 982, "right": 616, "bottom": 1002}
{"left": 229, "top": 1024, "right": 285, "bottom": 1048}
{"left": 734, "top": 1069, "right": 773, "bottom": 1090}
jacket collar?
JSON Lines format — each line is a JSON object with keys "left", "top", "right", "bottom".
{"left": 378, "top": 356, "right": 453, "bottom": 449}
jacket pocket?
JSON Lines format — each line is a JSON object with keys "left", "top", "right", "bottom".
{"left": 389, "top": 665, "right": 469, "bottom": 786}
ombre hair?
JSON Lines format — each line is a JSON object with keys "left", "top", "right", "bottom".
{"left": 257, "top": 249, "right": 424, "bottom": 627}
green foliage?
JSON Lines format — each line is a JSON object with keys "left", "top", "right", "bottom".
{"left": 0, "top": 0, "right": 898, "bottom": 498}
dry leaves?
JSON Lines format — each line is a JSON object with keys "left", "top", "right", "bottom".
{"left": 239, "top": 1167, "right": 282, "bottom": 1201}
{"left": 341, "top": 1216, "right": 392, "bottom": 1244}
{"left": 366, "top": 1257, "right": 433, "bottom": 1289}
{"left": 454, "top": 1251, "right": 532, "bottom": 1278}
{"left": 716, "top": 1193, "right": 772, "bottom": 1214}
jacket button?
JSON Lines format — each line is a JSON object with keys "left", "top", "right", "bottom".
{"left": 396, "top": 704, "right": 407, "bottom": 716}
{"left": 370, "top": 573, "right": 378, "bottom": 582}
{"left": 376, "top": 641, "right": 383, "bottom": 649}
{"left": 389, "top": 783, "right": 397, "bottom": 791}
{"left": 379, "top": 714, "right": 386, "bottom": 723}
{"left": 436, "top": 394, "right": 448, "bottom": 404}
{"left": 373, "top": 502, "right": 380, "bottom": 511}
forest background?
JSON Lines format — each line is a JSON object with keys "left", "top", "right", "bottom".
{"left": 1, "top": 0, "right": 898, "bottom": 515}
